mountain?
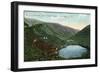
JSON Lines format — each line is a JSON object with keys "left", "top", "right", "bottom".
{"left": 24, "top": 18, "right": 78, "bottom": 40}
{"left": 24, "top": 18, "right": 45, "bottom": 26}
{"left": 24, "top": 18, "right": 79, "bottom": 61}
{"left": 69, "top": 25, "right": 90, "bottom": 49}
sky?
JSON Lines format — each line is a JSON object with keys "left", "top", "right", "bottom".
{"left": 24, "top": 11, "right": 90, "bottom": 30}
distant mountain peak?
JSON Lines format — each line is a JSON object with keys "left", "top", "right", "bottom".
{"left": 24, "top": 17, "right": 45, "bottom": 26}
{"left": 24, "top": 18, "right": 79, "bottom": 39}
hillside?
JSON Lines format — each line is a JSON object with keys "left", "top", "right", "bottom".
{"left": 24, "top": 18, "right": 78, "bottom": 41}
{"left": 69, "top": 25, "right": 90, "bottom": 49}
{"left": 24, "top": 18, "right": 79, "bottom": 61}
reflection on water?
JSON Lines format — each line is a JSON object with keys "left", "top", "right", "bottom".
{"left": 58, "top": 45, "right": 87, "bottom": 59}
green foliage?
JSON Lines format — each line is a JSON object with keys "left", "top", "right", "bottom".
{"left": 69, "top": 25, "right": 90, "bottom": 49}
{"left": 24, "top": 18, "right": 90, "bottom": 61}
{"left": 24, "top": 46, "right": 43, "bottom": 61}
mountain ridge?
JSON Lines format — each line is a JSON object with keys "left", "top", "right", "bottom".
{"left": 69, "top": 25, "right": 90, "bottom": 49}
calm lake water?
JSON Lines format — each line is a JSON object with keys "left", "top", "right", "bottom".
{"left": 58, "top": 45, "right": 87, "bottom": 59}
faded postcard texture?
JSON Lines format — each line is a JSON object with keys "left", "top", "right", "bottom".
{"left": 24, "top": 11, "right": 90, "bottom": 62}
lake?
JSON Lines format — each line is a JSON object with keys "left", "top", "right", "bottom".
{"left": 58, "top": 45, "right": 88, "bottom": 59}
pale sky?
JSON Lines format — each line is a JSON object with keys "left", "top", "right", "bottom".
{"left": 24, "top": 11, "right": 90, "bottom": 30}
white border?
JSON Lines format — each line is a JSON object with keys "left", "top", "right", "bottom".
{"left": 18, "top": 5, "right": 96, "bottom": 68}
